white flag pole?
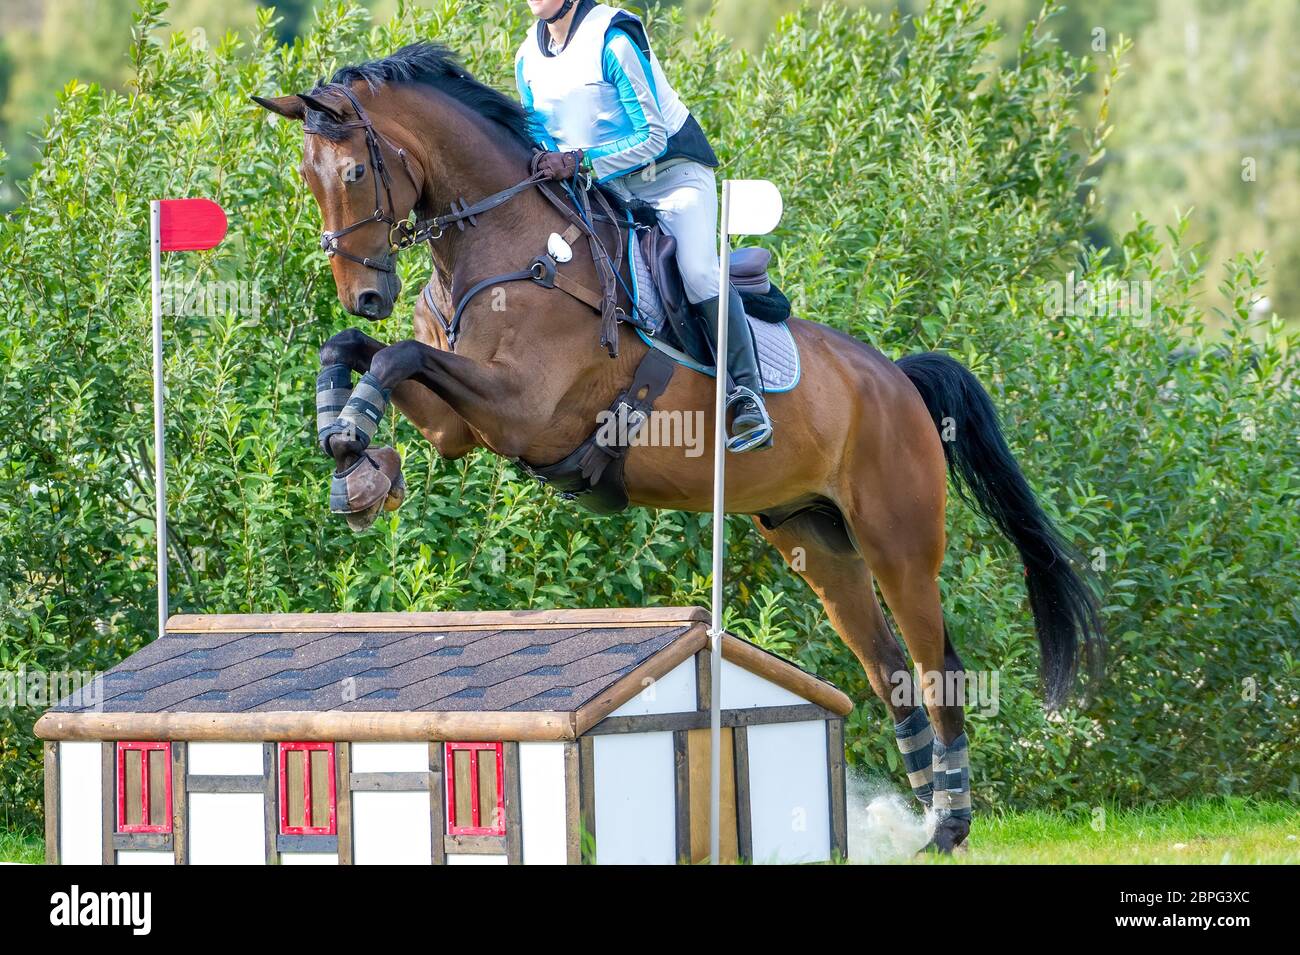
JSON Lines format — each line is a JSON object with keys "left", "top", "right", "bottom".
{"left": 708, "top": 179, "right": 782, "bottom": 864}
{"left": 150, "top": 199, "right": 169, "bottom": 641}
{"left": 708, "top": 180, "right": 733, "bottom": 866}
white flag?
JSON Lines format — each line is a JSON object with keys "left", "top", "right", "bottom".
{"left": 724, "top": 179, "right": 784, "bottom": 236}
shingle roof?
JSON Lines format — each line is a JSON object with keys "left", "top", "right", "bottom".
{"left": 52, "top": 610, "right": 702, "bottom": 715}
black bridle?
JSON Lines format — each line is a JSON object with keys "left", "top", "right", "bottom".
{"left": 307, "top": 85, "right": 433, "bottom": 274}
{"left": 307, "top": 84, "right": 550, "bottom": 275}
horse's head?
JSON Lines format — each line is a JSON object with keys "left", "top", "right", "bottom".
{"left": 254, "top": 86, "right": 423, "bottom": 320}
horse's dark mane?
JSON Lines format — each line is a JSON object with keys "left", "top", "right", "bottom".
{"left": 314, "top": 42, "right": 533, "bottom": 148}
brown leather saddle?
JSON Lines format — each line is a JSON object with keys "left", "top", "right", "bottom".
{"left": 631, "top": 218, "right": 791, "bottom": 365}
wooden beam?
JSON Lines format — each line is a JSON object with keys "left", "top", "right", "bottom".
{"left": 43, "top": 742, "right": 59, "bottom": 865}
{"left": 503, "top": 742, "right": 522, "bottom": 865}
{"left": 113, "top": 832, "right": 170, "bottom": 852}
{"left": 721, "top": 635, "right": 854, "bottom": 716}
{"left": 827, "top": 718, "right": 848, "bottom": 861}
{"left": 336, "top": 742, "right": 352, "bottom": 866}
{"left": 101, "top": 742, "right": 115, "bottom": 866}
{"left": 185, "top": 774, "right": 264, "bottom": 793}
{"left": 584, "top": 703, "right": 840, "bottom": 736}
{"left": 563, "top": 741, "right": 581, "bottom": 865}
{"left": 578, "top": 736, "right": 596, "bottom": 864}
{"left": 166, "top": 606, "right": 709, "bottom": 633}
{"left": 263, "top": 743, "right": 279, "bottom": 865}
{"left": 172, "top": 742, "right": 187, "bottom": 865}
{"left": 35, "top": 710, "right": 577, "bottom": 743}
{"left": 733, "top": 726, "right": 752, "bottom": 863}
{"left": 673, "top": 731, "right": 690, "bottom": 864}
{"left": 113, "top": 832, "right": 173, "bottom": 851}
{"left": 443, "top": 834, "right": 507, "bottom": 855}
{"left": 572, "top": 623, "right": 709, "bottom": 735}
{"left": 348, "top": 772, "right": 431, "bottom": 792}
{"left": 429, "top": 742, "right": 446, "bottom": 865}
{"left": 276, "top": 834, "right": 339, "bottom": 853}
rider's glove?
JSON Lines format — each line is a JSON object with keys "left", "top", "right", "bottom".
{"left": 533, "top": 148, "right": 585, "bottom": 181}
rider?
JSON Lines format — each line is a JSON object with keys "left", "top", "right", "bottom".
{"left": 516, "top": 0, "right": 773, "bottom": 452}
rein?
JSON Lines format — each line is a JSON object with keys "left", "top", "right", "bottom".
{"left": 310, "top": 84, "right": 627, "bottom": 356}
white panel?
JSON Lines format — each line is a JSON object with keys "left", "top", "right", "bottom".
{"left": 593, "top": 733, "right": 675, "bottom": 865}
{"left": 188, "top": 793, "right": 265, "bottom": 865}
{"left": 116, "top": 851, "right": 174, "bottom": 866}
{"left": 746, "top": 721, "right": 831, "bottom": 863}
{"left": 281, "top": 853, "right": 339, "bottom": 865}
{"left": 352, "top": 791, "right": 432, "bottom": 865}
{"left": 519, "top": 742, "right": 567, "bottom": 865}
{"left": 58, "top": 742, "right": 102, "bottom": 865}
{"left": 186, "top": 742, "right": 264, "bottom": 775}
{"left": 446, "top": 853, "right": 507, "bottom": 865}
{"left": 350, "top": 742, "right": 429, "bottom": 773}
{"left": 720, "top": 658, "right": 807, "bottom": 709}
{"left": 609, "top": 658, "right": 696, "bottom": 717}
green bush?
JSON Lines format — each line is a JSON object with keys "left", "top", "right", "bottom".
{"left": 1, "top": 0, "right": 1295, "bottom": 829}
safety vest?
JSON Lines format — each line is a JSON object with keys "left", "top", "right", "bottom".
{"left": 515, "top": 1, "right": 716, "bottom": 183}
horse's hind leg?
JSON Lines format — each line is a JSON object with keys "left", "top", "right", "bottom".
{"left": 846, "top": 484, "right": 971, "bottom": 852}
{"left": 751, "top": 517, "right": 937, "bottom": 817}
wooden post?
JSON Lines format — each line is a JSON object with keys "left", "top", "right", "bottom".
{"left": 578, "top": 736, "right": 596, "bottom": 864}
{"left": 336, "top": 742, "right": 352, "bottom": 865}
{"left": 43, "top": 742, "right": 59, "bottom": 864}
{"left": 563, "top": 741, "right": 582, "bottom": 865}
{"left": 101, "top": 742, "right": 116, "bottom": 865}
{"left": 262, "top": 743, "right": 279, "bottom": 865}
{"left": 673, "top": 731, "right": 691, "bottom": 864}
{"left": 172, "top": 742, "right": 187, "bottom": 865}
{"left": 827, "top": 718, "right": 848, "bottom": 860}
{"left": 733, "top": 726, "right": 752, "bottom": 862}
{"left": 503, "top": 742, "right": 522, "bottom": 864}
{"left": 428, "top": 742, "right": 446, "bottom": 865}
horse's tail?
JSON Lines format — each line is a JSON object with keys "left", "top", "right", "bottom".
{"left": 895, "top": 351, "right": 1103, "bottom": 708}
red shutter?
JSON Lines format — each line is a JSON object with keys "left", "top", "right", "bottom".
{"left": 278, "top": 742, "right": 337, "bottom": 835}
{"left": 116, "top": 742, "right": 172, "bottom": 833}
{"left": 445, "top": 742, "right": 505, "bottom": 836}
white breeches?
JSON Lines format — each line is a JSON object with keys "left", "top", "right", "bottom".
{"left": 606, "top": 160, "right": 720, "bottom": 304}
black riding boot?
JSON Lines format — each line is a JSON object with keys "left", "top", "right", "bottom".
{"left": 695, "top": 287, "right": 773, "bottom": 452}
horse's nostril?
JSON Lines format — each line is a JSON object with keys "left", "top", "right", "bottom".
{"left": 357, "top": 290, "right": 384, "bottom": 316}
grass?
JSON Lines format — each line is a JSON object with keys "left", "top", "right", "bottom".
{"left": 934, "top": 798, "right": 1300, "bottom": 864}
{"left": 2, "top": 798, "right": 1295, "bottom": 864}
{"left": 0, "top": 827, "right": 43, "bottom": 865}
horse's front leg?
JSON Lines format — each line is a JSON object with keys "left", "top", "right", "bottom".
{"left": 320, "top": 338, "right": 529, "bottom": 525}
{"left": 318, "top": 328, "right": 477, "bottom": 463}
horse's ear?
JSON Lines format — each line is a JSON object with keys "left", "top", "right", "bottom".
{"left": 298, "top": 91, "right": 349, "bottom": 123}
{"left": 252, "top": 95, "right": 306, "bottom": 121}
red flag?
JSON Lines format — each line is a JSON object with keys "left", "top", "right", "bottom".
{"left": 158, "top": 198, "right": 228, "bottom": 252}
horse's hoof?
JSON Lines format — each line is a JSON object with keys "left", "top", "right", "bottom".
{"left": 330, "top": 452, "right": 392, "bottom": 516}
{"left": 344, "top": 500, "right": 385, "bottom": 532}
{"left": 384, "top": 470, "right": 406, "bottom": 511}
{"left": 368, "top": 446, "right": 406, "bottom": 511}
{"left": 922, "top": 815, "right": 971, "bottom": 855}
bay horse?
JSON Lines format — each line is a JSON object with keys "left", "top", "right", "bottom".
{"left": 254, "top": 43, "right": 1101, "bottom": 853}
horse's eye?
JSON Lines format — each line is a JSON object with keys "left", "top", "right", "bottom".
{"left": 342, "top": 163, "right": 365, "bottom": 183}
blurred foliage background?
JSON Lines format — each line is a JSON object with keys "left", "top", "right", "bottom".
{"left": 4, "top": 0, "right": 1300, "bottom": 320}
{"left": 1, "top": 0, "right": 1297, "bottom": 830}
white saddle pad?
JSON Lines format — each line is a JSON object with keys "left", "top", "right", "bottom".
{"left": 748, "top": 315, "right": 800, "bottom": 393}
